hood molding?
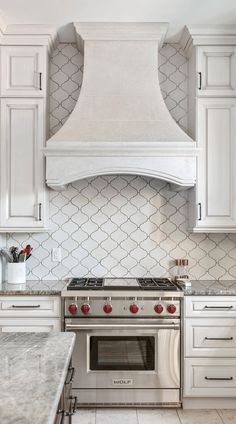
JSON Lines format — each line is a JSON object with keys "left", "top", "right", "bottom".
{"left": 45, "top": 22, "right": 198, "bottom": 190}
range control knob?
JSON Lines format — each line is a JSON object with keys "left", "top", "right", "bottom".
{"left": 103, "top": 304, "right": 112, "bottom": 314}
{"left": 68, "top": 303, "right": 78, "bottom": 314}
{"left": 154, "top": 304, "right": 164, "bottom": 314}
{"left": 81, "top": 304, "right": 90, "bottom": 315}
{"left": 167, "top": 304, "right": 177, "bottom": 314}
{"left": 130, "top": 304, "right": 139, "bottom": 314}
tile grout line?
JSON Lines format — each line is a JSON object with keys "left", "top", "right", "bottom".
{"left": 136, "top": 407, "right": 139, "bottom": 424}
{"left": 176, "top": 408, "right": 183, "bottom": 424}
{"left": 216, "top": 409, "right": 225, "bottom": 424}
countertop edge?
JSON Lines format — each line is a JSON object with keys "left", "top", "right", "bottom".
{"left": 47, "top": 333, "right": 76, "bottom": 424}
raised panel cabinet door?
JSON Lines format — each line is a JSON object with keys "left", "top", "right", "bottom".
{"left": 0, "top": 46, "right": 46, "bottom": 97}
{"left": 0, "top": 98, "right": 48, "bottom": 231}
{"left": 197, "top": 46, "right": 236, "bottom": 97}
{"left": 191, "top": 98, "right": 236, "bottom": 232}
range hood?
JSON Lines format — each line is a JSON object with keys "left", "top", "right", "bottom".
{"left": 45, "top": 22, "right": 198, "bottom": 191}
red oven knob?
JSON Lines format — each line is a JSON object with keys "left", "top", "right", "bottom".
{"left": 103, "top": 304, "right": 112, "bottom": 314}
{"left": 130, "top": 304, "right": 139, "bottom": 314}
{"left": 154, "top": 304, "right": 164, "bottom": 314}
{"left": 68, "top": 303, "right": 78, "bottom": 314}
{"left": 81, "top": 304, "right": 90, "bottom": 315}
{"left": 167, "top": 304, "right": 177, "bottom": 314}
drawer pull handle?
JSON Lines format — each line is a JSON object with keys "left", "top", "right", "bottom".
{"left": 39, "top": 72, "right": 42, "bottom": 90}
{"left": 204, "top": 306, "right": 233, "bottom": 310}
{"left": 11, "top": 305, "right": 41, "bottom": 308}
{"left": 205, "top": 337, "right": 233, "bottom": 341}
{"left": 198, "top": 72, "right": 202, "bottom": 90}
{"left": 205, "top": 376, "right": 233, "bottom": 381}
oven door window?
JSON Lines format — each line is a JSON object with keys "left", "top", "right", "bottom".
{"left": 90, "top": 336, "right": 155, "bottom": 370}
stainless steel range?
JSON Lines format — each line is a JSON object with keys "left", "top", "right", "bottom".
{"left": 62, "top": 278, "right": 183, "bottom": 407}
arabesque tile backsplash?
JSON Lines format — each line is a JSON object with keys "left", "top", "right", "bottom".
{"left": 7, "top": 43, "right": 236, "bottom": 280}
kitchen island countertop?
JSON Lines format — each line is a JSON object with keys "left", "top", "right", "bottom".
{"left": 0, "top": 332, "right": 75, "bottom": 424}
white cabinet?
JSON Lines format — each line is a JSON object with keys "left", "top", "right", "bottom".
{"left": 0, "top": 33, "right": 52, "bottom": 232}
{"left": 0, "top": 296, "right": 61, "bottom": 332}
{"left": 0, "top": 46, "right": 46, "bottom": 97}
{"left": 187, "top": 40, "right": 236, "bottom": 232}
{"left": 0, "top": 296, "right": 60, "bottom": 317}
{"left": 0, "top": 98, "right": 48, "bottom": 231}
{"left": 184, "top": 296, "right": 236, "bottom": 398}
{"left": 185, "top": 296, "right": 236, "bottom": 317}
{"left": 0, "top": 318, "right": 60, "bottom": 332}
{"left": 195, "top": 98, "right": 236, "bottom": 230}
{"left": 185, "top": 318, "right": 236, "bottom": 357}
{"left": 196, "top": 46, "right": 236, "bottom": 97}
{"left": 184, "top": 358, "right": 236, "bottom": 397}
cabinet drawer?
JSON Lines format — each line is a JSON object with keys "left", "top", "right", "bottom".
{"left": 0, "top": 318, "right": 61, "bottom": 332}
{"left": 0, "top": 296, "right": 61, "bottom": 317}
{"left": 184, "top": 358, "right": 236, "bottom": 397}
{"left": 185, "top": 318, "right": 236, "bottom": 357}
{"left": 185, "top": 296, "right": 236, "bottom": 317}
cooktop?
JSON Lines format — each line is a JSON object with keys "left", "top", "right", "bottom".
{"left": 66, "top": 277, "right": 181, "bottom": 291}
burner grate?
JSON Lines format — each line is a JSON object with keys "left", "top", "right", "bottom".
{"left": 68, "top": 278, "right": 103, "bottom": 289}
{"left": 138, "top": 278, "right": 179, "bottom": 290}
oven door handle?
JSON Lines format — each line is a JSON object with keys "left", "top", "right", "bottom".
{"left": 65, "top": 323, "right": 180, "bottom": 330}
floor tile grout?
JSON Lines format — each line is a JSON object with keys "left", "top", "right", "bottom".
{"left": 215, "top": 410, "right": 225, "bottom": 424}
{"left": 176, "top": 408, "right": 183, "bottom": 424}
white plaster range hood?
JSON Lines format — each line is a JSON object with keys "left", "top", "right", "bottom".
{"left": 45, "top": 22, "right": 198, "bottom": 190}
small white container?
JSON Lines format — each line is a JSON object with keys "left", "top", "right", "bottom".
{"left": 7, "top": 263, "right": 26, "bottom": 284}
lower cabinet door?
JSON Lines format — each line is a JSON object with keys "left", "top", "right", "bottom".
{"left": 184, "top": 358, "right": 236, "bottom": 397}
{"left": 0, "top": 318, "right": 61, "bottom": 332}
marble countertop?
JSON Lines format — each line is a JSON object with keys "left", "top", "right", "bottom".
{"left": 0, "top": 280, "right": 67, "bottom": 295}
{"left": 183, "top": 280, "right": 236, "bottom": 296}
{"left": 0, "top": 332, "right": 75, "bottom": 424}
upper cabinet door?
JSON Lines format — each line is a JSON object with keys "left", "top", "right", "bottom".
{"left": 0, "top": 98, "right": 48, "bottom": 231}
{"left": 191, "top": 97, "right": 236, "bottom": 232}
{"left": 0, "top": 46, "right": 46, "bottom": 97}
{"left": 197, "top": 46, "right": 236, "bottom": 97}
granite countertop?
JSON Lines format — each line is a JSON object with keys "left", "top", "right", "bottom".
{"left": 183, "top": 280, "right": 236, "bottom": 296}
{"left": 0, "top": 332, "right": 75, "bottom": 424}
{"left": 1, "top": 279, "right": 236, "bottom": 297}
{"left": 0, "top": 280, "right": 67, "bottom": 295}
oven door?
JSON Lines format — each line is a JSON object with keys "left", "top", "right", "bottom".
{"left": 65, "top": 318, "right": 180, "bottom": 390}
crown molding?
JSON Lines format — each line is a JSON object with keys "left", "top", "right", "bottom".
{"left": 180, "top": 24, "right": 236, "bottom": 56}
{"left": 74, "top": 22, "right": 168, "bottom": 52}
{"left": 0, "top": 24, "right": 58, "bottom": 52}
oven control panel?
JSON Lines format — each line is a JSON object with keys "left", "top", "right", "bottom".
{"left": 65, "top": 297, "right": 180, "bottom": 317}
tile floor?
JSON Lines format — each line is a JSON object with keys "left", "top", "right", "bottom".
{"left": 72, "top": 408, "right": 236, "bottom": 424}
